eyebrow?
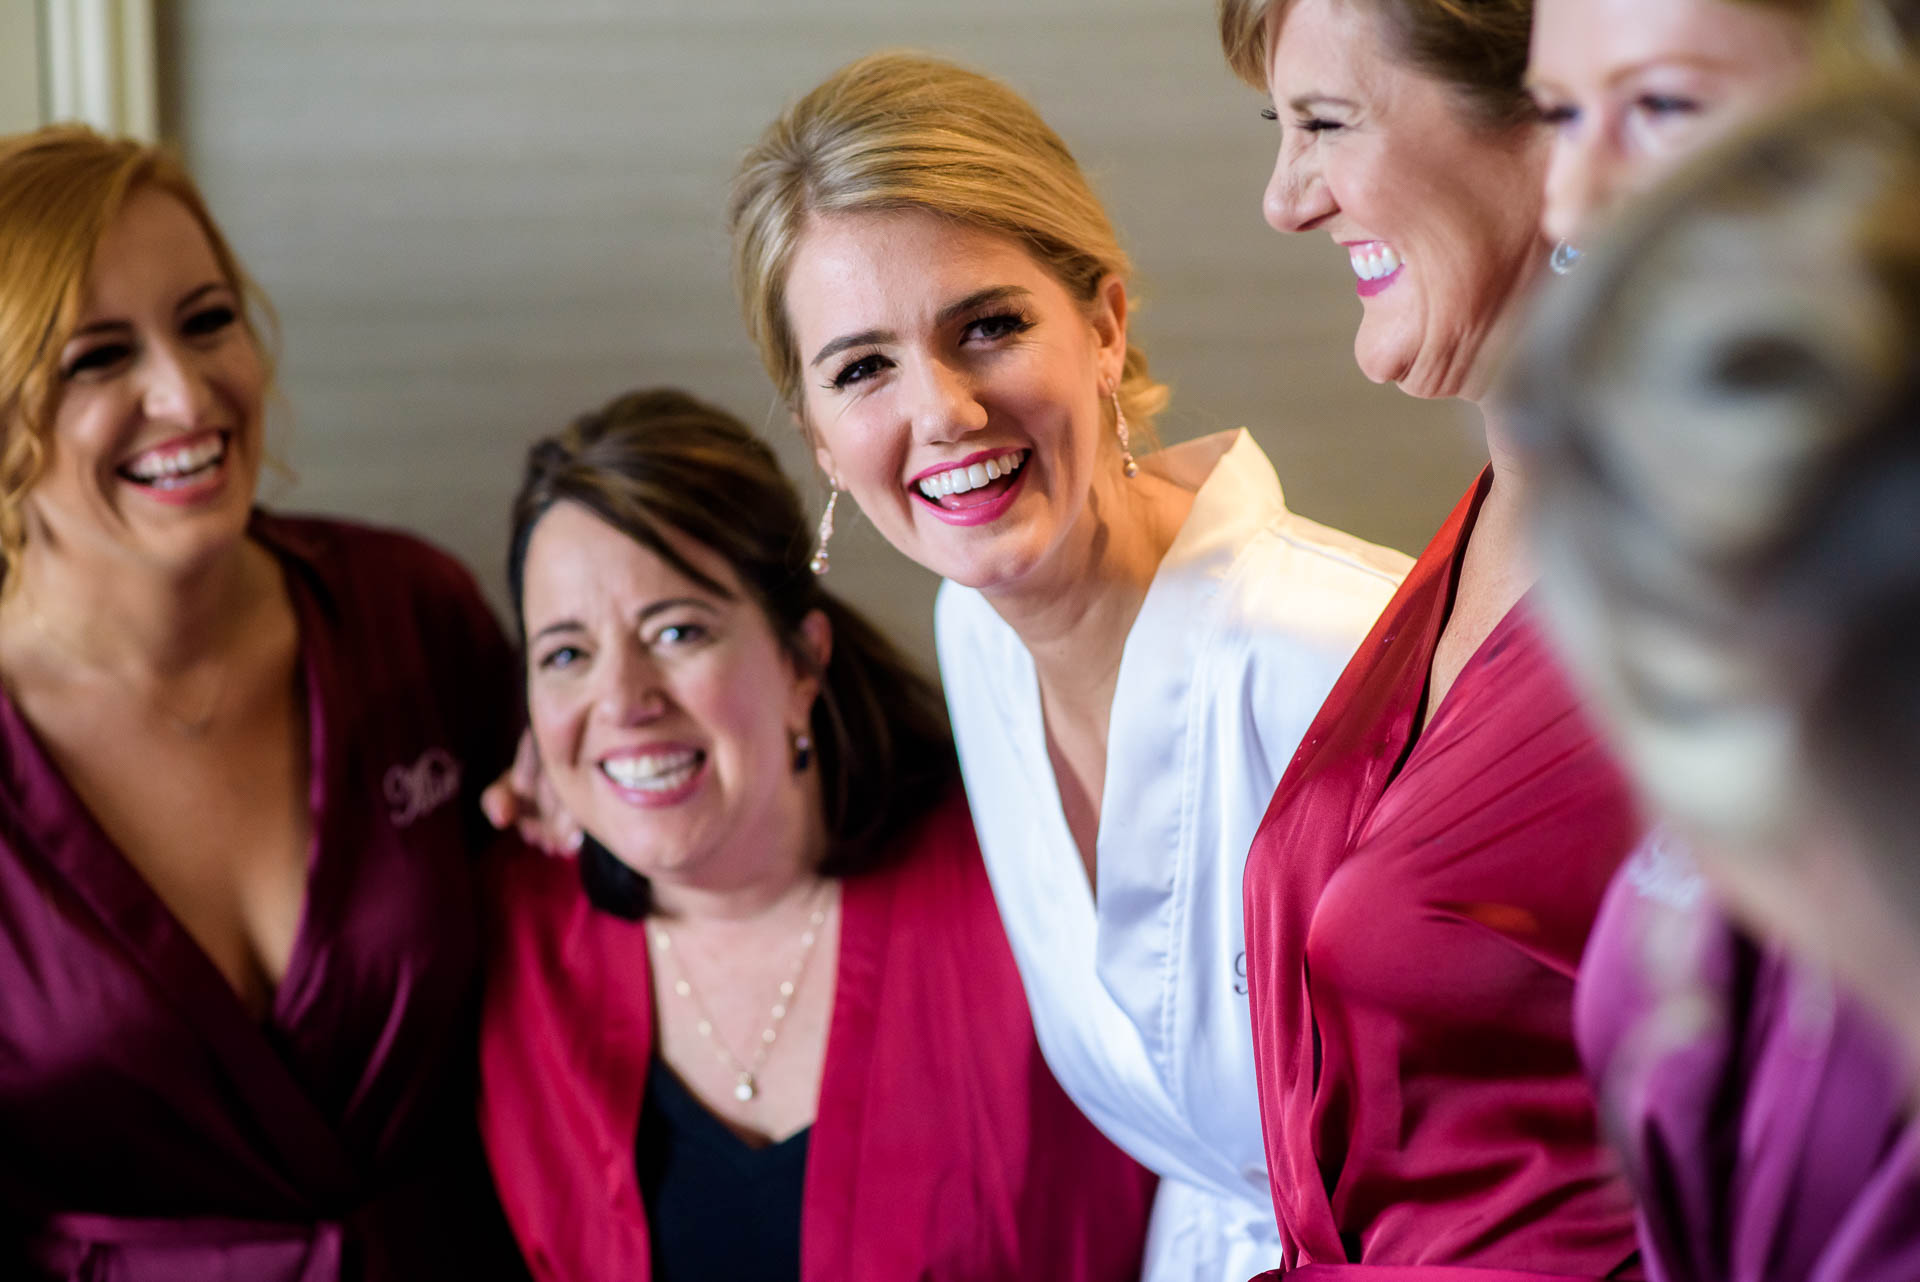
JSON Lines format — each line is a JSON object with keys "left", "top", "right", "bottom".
{"left": 528, "top": 596, "right": 719, "bottom": 646}
{"left": 65, "top": 281, "right": 230, "bottom": 342}
{"left": 806, "top": 284, "right": 1037, "bottom": 370}
{"left": 1288, "top": 93, "right": 1360, "bottom": 114}
{"left": 1602, "top": 53, "right": 1743, "bottom": 88}
{"left": 1529, "top": 52, "right": 1747, "bottom": 98}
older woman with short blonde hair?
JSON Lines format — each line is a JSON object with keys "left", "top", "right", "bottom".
{"left": 1215, "top": 0, "right": 1644, "bottom": 1275}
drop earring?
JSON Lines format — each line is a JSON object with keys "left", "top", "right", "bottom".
{"left": 1110, "top": 386, "right": 1139, "bottom": 479}
{"left": 792, "top": 730, "right": 813, "bottom": 772}
{"left": 809, "top": 483, "right": 840, "bottom": 576}
{"left": 1549, "top": 239, "right": 1582, "bottom": 276}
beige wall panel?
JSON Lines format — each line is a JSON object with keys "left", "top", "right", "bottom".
{"left": 165, "top": 0, "right": 1482, "bottom": 662}
{"left": 1, "top": 1, "right": 41, "bottom": 133}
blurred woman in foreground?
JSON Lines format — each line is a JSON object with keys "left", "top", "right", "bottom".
{"left": 1509, "top": 78, "right": 1920, "bottom": 1282}
{"left": 478, "top": 387, "right": 1153, "bottom": 1282}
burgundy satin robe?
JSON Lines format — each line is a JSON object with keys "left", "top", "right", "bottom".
{"left": 1241, "top": 472, "right": 1641, "bottom": 1279}
{"left": 479, "top": 787, "right": 1157, "bottom": 1282}
{"left": 1578, "top": 833, "right": 1920, "bottom": 1282}
{"left": 0, "top": 515, "right": 525, "bottom": 1281}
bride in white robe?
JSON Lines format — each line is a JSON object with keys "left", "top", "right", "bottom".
{"left": 727, "top": 52, "right": 1410, "bottom": 1282}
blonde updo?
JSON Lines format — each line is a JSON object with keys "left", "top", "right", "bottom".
{"left": 728, "top": 51, "right": 1167, "bottom": 446}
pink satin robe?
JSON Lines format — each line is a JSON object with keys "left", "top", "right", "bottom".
{"left": 479, "top": 788, "right": 1157, "bottom": 1282}
{"left": 1241, "top": 473, "right": 1642, "bottom": 1279}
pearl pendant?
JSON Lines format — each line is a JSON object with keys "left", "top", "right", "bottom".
{"left": 734, "top": 1075, "right": 757, "bottom": 1102}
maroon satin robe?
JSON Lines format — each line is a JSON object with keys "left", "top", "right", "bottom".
{"left": 0, "top": 515, "right": 525, "bottom": 1281}
{"left": 479, "top": 787, "right": 1157, "bottom": 1282}
{"left": 1241, "top": 472, "right": 1641, "bottom": 1279}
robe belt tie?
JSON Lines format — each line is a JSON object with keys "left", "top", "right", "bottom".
{"left": 32, "top": 1211, "right": 344, "bottom": 1282}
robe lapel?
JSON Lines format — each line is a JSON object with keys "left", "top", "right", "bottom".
{"left": 800, "top": 860, "right": 893, "bottom": 1282}
{"left": 1245, "top": 468, "right": 1490, "bottom": 1260}
{"left": 0, "top": 689, "right": 358, "bottom": 1207}
{"left": 570, "top": 897, "right": 657, "bottom": 1275}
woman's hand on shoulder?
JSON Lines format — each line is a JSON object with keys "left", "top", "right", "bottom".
{"left": 480, "top": 729, "right": 583, "bottom": 857}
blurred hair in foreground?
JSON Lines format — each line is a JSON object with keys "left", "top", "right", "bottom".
{"left": 1506, "top": 77, "right": 1920, "bottom": 1042}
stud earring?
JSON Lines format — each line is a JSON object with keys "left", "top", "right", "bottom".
{"left": 792, "top": 731, "right": 813, "bottom": 772}
{"left": 1110, "top": 386, "right": 1139, "bottom": 479}
{"left": 809, "top": 483, "right": 840, "bottom": 576}
{"left": 1549, "top": 239, "right": 1582, "bottom": 276}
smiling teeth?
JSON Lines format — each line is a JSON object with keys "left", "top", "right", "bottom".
{"left": 124, "top": 435, "right": 226, "bottom": 484}
{"left": 603, "top": 749, "right": 701, "bottom": 791}
{"left": 917, "top": 450, "right": 1027, "bottom": 500}
{"left": 1348, "top": 243, "right": 1404, "bottom": 281}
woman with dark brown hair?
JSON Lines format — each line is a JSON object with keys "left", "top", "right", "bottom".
{"left": 1214, "top": 0, "right": 1642, "bottom": 1275}
{"left": 477, "top": 387, "right": 1154, "bottom": 1282}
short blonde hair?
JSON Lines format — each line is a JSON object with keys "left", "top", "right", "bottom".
{"left": 728, "top": 51, "right": 1167, "bottom": 444}
{"left": 1217, "top": 0, "right": 1537, "bottom": 127}
{"left": 0, "top": 125, "right": 273, "bottom": 580}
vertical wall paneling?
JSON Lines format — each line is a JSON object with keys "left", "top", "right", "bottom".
{"left": 164, "top": 2, "right": 1483, "bottom": 662}
{"left": 41, "top": 0, "right": 157, "bottom": 137}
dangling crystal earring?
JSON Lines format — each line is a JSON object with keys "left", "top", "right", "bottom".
{"left": 809, "top": 483, "right": 840, "bottom": 576}
{"left": 1549, "top": 239, "right": 1582, "bottom": 276}
{"left": 792, "top": 730, "right": 813, "bottom": 773}
{"left": 1110, "top": 386, "right": 1139, "bottom": 479}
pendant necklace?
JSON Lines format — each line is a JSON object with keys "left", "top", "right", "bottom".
{"left": 648, "top": 885, "right": 833, "bottom": 1103}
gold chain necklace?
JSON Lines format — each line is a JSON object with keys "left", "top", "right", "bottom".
{"left": 648, "top": 887, "right": 833, "bottom": 1103}
{"left": 22, "top": 599, "right": 226, "bottom": 738}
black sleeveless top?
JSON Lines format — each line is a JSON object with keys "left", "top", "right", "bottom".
{"left": 635, "top": 1057, "right": 811, "bottom": 1281}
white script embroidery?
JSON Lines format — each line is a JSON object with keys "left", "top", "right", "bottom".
{"left": 1624, "top": 827, "right": 1707, "bottom": 911}
{"left": 385, "top": 748, "right": 463, "bottom": 828}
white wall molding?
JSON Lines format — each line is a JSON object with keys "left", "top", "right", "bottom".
{"left": 40, "top": 0, "right": 157, "bottom": 138}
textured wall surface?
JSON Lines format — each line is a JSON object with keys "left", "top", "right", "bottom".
{"left": 1, "top": 3, "right": 42, "bottom": 134}
{"left": 162, "top": 0, "right": 1483, "bottom": 662}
